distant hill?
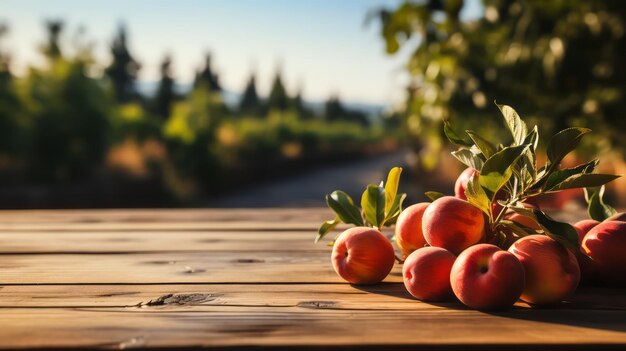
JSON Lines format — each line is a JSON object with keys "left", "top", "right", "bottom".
{"left": 136, "top": 81, "right": 387, "bottom": 117}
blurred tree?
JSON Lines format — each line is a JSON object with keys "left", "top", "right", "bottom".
{"left": 376, "top": 0, "right": 626, "bottom": 166}
{"left": 25, "top": 21, "right": 112, "bottom": 181}
{"left": 41, "top": 20, "right": 63, "bottom": 60}
{"left": 239, "top": 74, "right": 261, "bottom": 115}
{"left": 268, "top": 70, "right": 290, "bottom": 112}
{"left": 193, "top": 54, "right": 221, "bottom": 92}
{"left": 153, "top": 54, "right": 175, "bottom": 120}
{"left": 325, "top": 95, "right": 369, "bottom": 127}
{"left": 0, "top": 23, "right": 22, "bottom": 158}
{"left": 291, "top": 89, "right": 313, "bottom": 119}
{"left": 105, "top": 24, "right": 141, "bottom": 103}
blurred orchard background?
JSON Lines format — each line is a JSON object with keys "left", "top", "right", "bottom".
{"left": 0, "top": 0, "right": 624, "bottom": 209}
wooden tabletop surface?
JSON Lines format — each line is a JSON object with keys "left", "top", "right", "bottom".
{"left": 1, "top": 208, "right": 625, "bottom": 350}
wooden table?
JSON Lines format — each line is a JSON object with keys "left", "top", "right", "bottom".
{"left": 1, "top": 208, "right": 625, "bottom": 350}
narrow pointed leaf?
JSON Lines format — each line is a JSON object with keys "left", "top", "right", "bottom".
{"left": 546, "top": 127, "right": 591, "bottom": 166}
{"left": 425, "top": 191, "right": 445, "bottom": 201}
{"left": 316, "top": 217, "right": 341, "bottom": 243}
{"left": 384, "top": 167, "right": 402, "bottom": 215}
{"left": 479, "top": 144, "right": 530, "bottom": 199}
{"left": 465, "top": 173, "right": 492, "bottom": 217}
{"left": 452, "top": 148, "right": 484, "bottom": 169}
{"left": 510, "top": 207, "right": 580, "bottom": 251}
{"left": 385, "top": 193, "right": 407, "bottom": 225}
{"left": 444, "top": 120, "right": 473, "bottom": 147}
{"left": 549, "top": 173, "right": 620, "bottom": 192}
{"left": 326, "top": 191, "right": 363, "bottom": 226}
{"left": 585, "top": 186, "right": 617, "bottom": 221}
{"left": 466, "top": 130, "right": 496, "bottom": 158}
{"left": 497, "top": 104, "right": 528, "bottom": 145}
{"left": 543, "top": 159, "right": 599, "bottom": 190}
{"left": 361, "top": 184, "right": 385, "bottom": 228}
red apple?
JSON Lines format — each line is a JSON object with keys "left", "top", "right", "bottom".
{"left": 605, "top": 212, "right": 626, "bottom": 222}
{"left": 402, "top": 247, "right": 456, "bottom": 301}
{"left": 422, "top": 196, "right": 485, "bottom": 255}
{"left": 582, "top": 221, "right": 626, "bottom": 286}
{"left": 573, "top": 219, "right": 600, "bottom": 283}
{"left": 332, "top": 227, "right": 396, "bottom": 285}
{"left": 395, "top": 203, "right": 429, "bottom": 259}
{"left": 454, "top": 167, "right": 478, "bottom": 200}
{"left": 574, "top": 219, "right": 600, "bottom": 243}
{"left": 509, "top": 235, "right": 580, "bottom": 304}
{"left": 450, "top": 244, "right": 525, "bottom": 310}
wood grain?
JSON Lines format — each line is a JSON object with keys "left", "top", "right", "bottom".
{"left": 0, "top": 208, "right": 624, "bottom": 350}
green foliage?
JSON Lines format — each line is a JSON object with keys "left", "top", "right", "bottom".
{"left": 376, "top": 0, "right": 626, "bottom": 165}
{"left": 584, "top": 186, "right": 617, "bottom": 221}
{"left": 317, "top": 167, "right": 406, "bottom": 242}
{"left": 0, "top": 20, "right": 397, "bottom": 204}
{"left": 438, "top": 104, "right": 620, "bottom": 250}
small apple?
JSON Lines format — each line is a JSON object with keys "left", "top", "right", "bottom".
{"left": 509, "top": 235, "right": 580, "bottom": 304}
{"left": 422, "top": 196, "right": 485, "bottom": 254}
{"left": 395, "top": 203, "right": 429, "bottom": 259}
{"left": 331, "top": 227, "right": 396, "bottom": 285}
{"left": 450, "top": 244, "right": 525, "bottom": 310}
{"left": 402, "top": 247, "right": 456, "bottom": 302}
{"left": 582, "top": 221, "right": 626, "bottom": 286}
{"left": 454, "top": 167, "right": 478, "bottom": 200}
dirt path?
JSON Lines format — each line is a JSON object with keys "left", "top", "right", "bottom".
{"left": 206, "top": 150, "right": 414, "bottom": 208}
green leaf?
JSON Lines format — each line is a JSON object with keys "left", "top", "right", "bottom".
{"left": 523, "top": 125, "right": 539, "bottom": 152}
{"left": 451, "top": 148, "right": 484, "bottom": 170}
{"left": 510, "top": 207, "right": 580, "bottom": 251}
{"left": 385, "top": 193, "right": 407, "bottom": 225}
{"left": 466, "top": 130, "right": 496, "bottom": 158}
{"left": 384, "top": 167, "right": 402, "bottom": 215}
{"left": 479, "top": 144, "right": 530, "bottom": 200}
{"left": 497, "top": 104, "right": 528, "bottom": 145}
{"left": 316, "top": 217, "right": 341, "bottom": 243}
{"left": 444, "top": 120, "right": 473, "bottom": 147}
{"left": 549, "top": 173, "right": 621, "bottom": 192}
{"left": 361, "top": 184, "right": 386, "bottom": 228}
{"left": 326, "top": 191, "right": 364, "bottom": 226}
{"left": 499, "top": 219, "right": 543, "bottom": 237}
{"left": 585, "top": 186, "right": 617, "bottom": 221}
{"left": 465, "top": 172, "right": 492, "bottom": 217}
{"left": 425, "top": 191, "right": 445, "bottom": 201}
{"left": 546, "top": 127, "right": 591, "bottom": 166}
{"left": 543, "top": 159, "right": 599, "bottom": 190}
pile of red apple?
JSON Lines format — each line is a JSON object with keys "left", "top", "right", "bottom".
{"left": 327, "top": 168, "right": 625, "bottom": 311}
{"left": 318, "top": 104, "right": 625, "bottom": 311}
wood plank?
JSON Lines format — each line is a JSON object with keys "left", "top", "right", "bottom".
{"left": 0, "top": 208, "right": 333, "bottom": 223}
{"left": 0, "top": 251, "right": 402, "bottom": 284}
{"left": 1, "top": 284, "right": 625, "bottom": 310}
{"left": 0, "top": 301, "right": 625, "bottom": 349}
{"left": 0, "top": 230, "right": 350, "bottom": 253}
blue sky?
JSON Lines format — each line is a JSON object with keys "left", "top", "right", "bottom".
{"left": 0, "top": 0, "right": 482, "bottom": 105}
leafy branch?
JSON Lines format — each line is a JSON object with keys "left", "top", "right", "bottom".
{"left": 316, "top": 167, "right": 407, "bottom": 243}
{"left": 442, "top": 103, "right": 621, "bottom": 250}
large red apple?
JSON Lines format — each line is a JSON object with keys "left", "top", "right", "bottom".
{"left": 573, "top": 219, "right": 600, "bottom": 283}
{"left": 450, "top": 244, "right": 525, "bottom": 310}
{"left": 331, "top": 227, "right": 395, "bottom": 285}
{"left": 582, "top": 221, "right": 626, "bottom": 286}
{"left": 422, "top": 196, "right": 485, "bottom": 254}
{"left": 509, "top": 235, "right": 580, "bottom": 304}
{"left": 395, "top": 203, "right": 429, "bottom": 259}
{"left": 402, "top": 247, "right": 456, "bottom": 302}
